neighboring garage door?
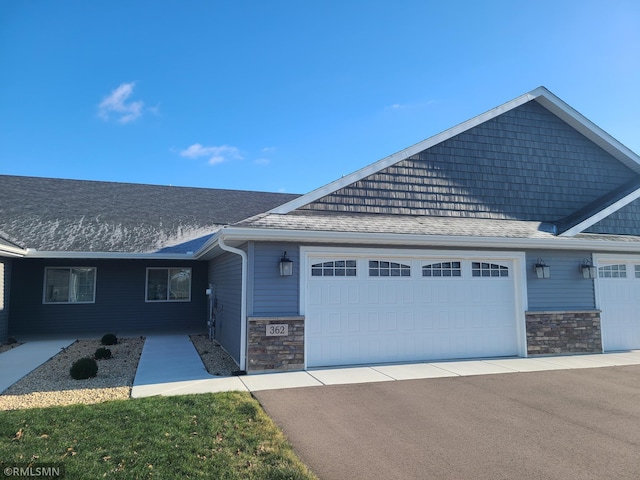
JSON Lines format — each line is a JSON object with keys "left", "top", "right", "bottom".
{"left": 305, "top": 254, "right": 520, "bottom": 367}
{"left": 596, "top": 260, "right": 640, "bottom": 351}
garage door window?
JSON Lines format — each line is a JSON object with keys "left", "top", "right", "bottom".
{"left": 311, "top": 260, "right": 357, "bottom": 277}
{"left": 422, "top": 261, "right": 461, "bottom": 277}
{"left": 472, "top": 262, "right": 509, "bottom": 277}
{"left": 368, "top": 261, "right": 411, "bottom": 277}
{"left": 598, "top": 264, "right": 626, "bottom": 278}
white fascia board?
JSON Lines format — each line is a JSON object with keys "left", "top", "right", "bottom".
{"left": 268, "top": 91, "right": 539, "bottom": 214}
{"left": 217, "top": 227, "right": 640, "bottom": 253}
{"left": 193, "top": 230, "right": 223, "bottom": 260}
{"left": 560, "top": 188, "right": 640, "bottom": 237}
{"left": 24, "top": 249, "right": 196, "bottom": 260}
{"left": 0, "top": 245, "right": 27, "bottom": 258}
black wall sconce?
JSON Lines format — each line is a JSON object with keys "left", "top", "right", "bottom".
{"left": 279, "top": 251, "right": 293, "bottom": 276}
{"left": 534, "top": 257, "right": 550, "bottom": 279}
{"left": 580, "top": 258, "right": 597, "bottom": 279}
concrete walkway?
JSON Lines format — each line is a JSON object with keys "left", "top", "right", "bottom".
{"left": 130, "top": 335, "right": 640, "bottom": 398}
{"left": 0, "top": 339, "right": 75, "bottom": 393}
{"left": 131, "top": 335, "right": 246, "bottom": 398}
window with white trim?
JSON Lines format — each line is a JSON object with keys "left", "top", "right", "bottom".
{"left": 311, "top": 260, "right": 357, "bottom": 277}
{"left": 44, "top": 267, "right": 96, "bottom": 304}
{"left": 422, "top": 261, "right": 461, "bottom": 277}
{"left": 146, "top": 268, "right": 192, "bottom": 301}
{"left": 368, "top": 260, "right": 411, "bottom": 277}
{"left": 598, "top": 264, "right": 626, "bottom": 278}
{"left": 472, "top": 262, "right": 509, "bottom": 277}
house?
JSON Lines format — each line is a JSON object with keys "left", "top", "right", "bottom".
{"left": 2, "top": 86, "right": 640, "bottom": 374}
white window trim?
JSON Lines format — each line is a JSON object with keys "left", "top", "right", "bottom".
{"left": 43, "top": 266, "right": 97, "bottom": 304}
{"left": 145, "top": 267, "right": 192, "bottom": 303}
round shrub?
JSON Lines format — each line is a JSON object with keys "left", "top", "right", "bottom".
{"left": 101, "top": 333, "right": 118, "bottom": 345}
{"left": 70, "top": 357, "right": 98, "bottom": 380}
{"left": 94, "top": 347, "right": 112, "bottom": 360}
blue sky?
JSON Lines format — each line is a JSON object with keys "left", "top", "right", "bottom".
{"left": 1, "top": 1, "right": 639, "bottom": 194}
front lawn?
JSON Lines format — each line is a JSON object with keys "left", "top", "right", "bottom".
{"left": 0, "top": 392, "right": 316, "bottom": 479}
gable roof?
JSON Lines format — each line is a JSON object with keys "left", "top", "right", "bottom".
{"left": 0, "top": 175, "right": 299, "bottom": 256}
{"left": 267, "top": 87, "right": 640, "bottom": 236}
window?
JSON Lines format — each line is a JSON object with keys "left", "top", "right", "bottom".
{"left": 472, "top": 262, "right": 509, "bottom": 277}
{"left": 598, "top": 264, "right": 626, "bottom": 278}
{"left": 311, "top": 260, "right": 356, "bottom": 277}
{"left": 368, "top": 260, "right": 411, "bottom": 277}
{"left": 636, "top": 265, "right": 640, "bottom": 279}
{"left": 146, "top": 268, "right": 192, "bottom": 301}
{"left": 44, "top": 267, "right": 96, "bottom": 303}
{"left": 422, "top": 261, "right": 461, "bottom": 277}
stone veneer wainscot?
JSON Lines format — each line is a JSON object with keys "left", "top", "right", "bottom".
{"left": 525, "top": 310, "right": 602, "bottom": 355}
{"left": 247, "top": 316, "right": 304, "bottom": 373}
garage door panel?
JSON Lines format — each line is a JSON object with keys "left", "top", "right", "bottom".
{"left": 598, "top": 264, "right": 640, "bottom": 351}
{"left": 307, "top": 256, "right": 519, "bottom": 367}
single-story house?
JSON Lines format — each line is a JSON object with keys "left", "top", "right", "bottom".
{"left": 2, "top": 86, "right": 640, "bottom": 373}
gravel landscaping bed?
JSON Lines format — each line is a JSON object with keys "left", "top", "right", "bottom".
{"left": 0, "top": 334, "right": 240, "bottom": 411}
{"left": 0, "top": 337, "right": 144, "bottom": 411}
{"left": 190, "top": 334, "right": 241, "bottom": 375}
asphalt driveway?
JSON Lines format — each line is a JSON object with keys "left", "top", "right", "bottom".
{"left": 254, "top": 365, "right": 640, "bottom": 480}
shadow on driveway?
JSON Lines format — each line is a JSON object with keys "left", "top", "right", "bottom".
{"left": 254, "top": 365, "right": 640, "bottom": 480}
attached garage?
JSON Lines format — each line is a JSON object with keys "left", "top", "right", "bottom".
{"left": 595, "top": 256, "right": 640, "bottom": 351}
{"left": 302, "top": 248, "right": 526, "bottom": 368}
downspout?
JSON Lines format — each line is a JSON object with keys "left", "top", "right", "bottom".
{"left": 218, "top": 235, "right": 248, "bottom": 372}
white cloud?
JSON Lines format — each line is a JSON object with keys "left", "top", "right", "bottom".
{"left": 180, "top": 143, "right": 243, "bottom": 165}
{"left": 98, "top": 82, "right": 144, "bottom": 123}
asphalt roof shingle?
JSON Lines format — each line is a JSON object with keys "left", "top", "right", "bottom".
{"left": 0, "top": 175, "right": 299, "bottom": 253}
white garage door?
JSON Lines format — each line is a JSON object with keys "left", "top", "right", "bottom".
{"left": 305, "top": 254, "right": 520, "bottom": 367}
{"left": 597, "top": 261, "right": 640, "bottom": 351}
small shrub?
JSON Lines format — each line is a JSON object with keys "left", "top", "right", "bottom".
{"left": 6, "top": 336, "right": 17, "bottom": 345}
{"left": 101, "top": 333, "right": 118, "bottom": 345}
{"left": 70, "top": 357, "right": 98, "bottom": 380}
{"left": 94, "top": 347, "right": 112, "bottom": 360}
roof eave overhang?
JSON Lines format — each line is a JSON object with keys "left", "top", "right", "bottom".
{"left": 23, "top": 249, "right": 197, "bottom": 260}
{"left": 201, "top": 227, "right": 640, "bottom": 253}
{"left": 0, "top": 245, "right": 27, "bottom": 258}
{"left": 559, "top": 187, "right": 640, "bottom": 237}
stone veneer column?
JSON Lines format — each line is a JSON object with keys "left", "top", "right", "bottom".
{"left": 525, "top": 310, "right": 602, "bottom": 355}
{"left": 247, "top": 316, "right": 304, "bottom": 373}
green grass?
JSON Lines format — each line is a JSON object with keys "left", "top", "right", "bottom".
{"left": 0, "top": 392, "right": 316, "bottom": 479}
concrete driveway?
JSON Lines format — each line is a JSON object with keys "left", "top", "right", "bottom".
{"left": 254, "top": 365, "right": 640, "bottom": 480}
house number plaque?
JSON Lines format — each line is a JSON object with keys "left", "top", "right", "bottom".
{"left": 266, "top": 324, "right": 288, "bottom": 336}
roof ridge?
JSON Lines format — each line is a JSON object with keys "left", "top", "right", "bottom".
{"left": 0, "top": 174, "right": 302, "bottom": 197}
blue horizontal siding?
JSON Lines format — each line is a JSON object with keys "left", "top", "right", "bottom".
{"left": 9, "top": 258, "right": 207, "bottom": 336}
{"left": 251, "top": 242, "right": 299, "bottom": 316}
{"left": 526, "top": 250, "right": 596, "bottom": 311}
{"left": 209, "top": 250, "right": 243, "bottom": 364}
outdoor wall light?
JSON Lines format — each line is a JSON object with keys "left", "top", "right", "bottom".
{"left": 279, "top": 251, "right": 293, "bottom": 276}
{"left": 581, "top": 258, "right": 597, "bottom": 279}
{"left": 534, "top": 257, "right": 550, "bottom": 279}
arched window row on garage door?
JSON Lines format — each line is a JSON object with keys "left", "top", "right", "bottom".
{"left": 310, "top": 259, "right": 510, "bottom": 279}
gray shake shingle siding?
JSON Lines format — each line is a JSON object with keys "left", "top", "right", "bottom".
{"left": 585, "top": 198, "right": 640, "bottom": 236}
{"left": 301, "top": 101, "right": 639, "bottom": 222}
{"left": 0, "top": 175, "right": 299, "bottom": 253}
